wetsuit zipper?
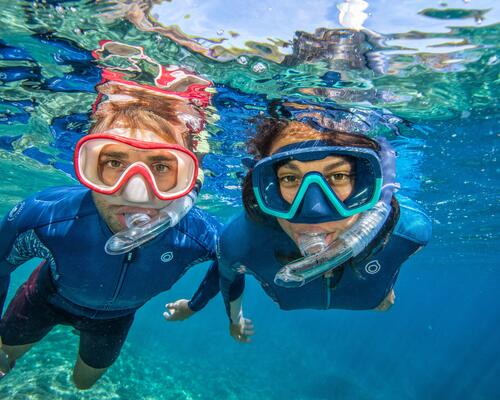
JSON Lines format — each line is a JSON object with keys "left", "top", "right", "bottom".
{"left": 109, "top": 251, "right": 134, "bottom": 304}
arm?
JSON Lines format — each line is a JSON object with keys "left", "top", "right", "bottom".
{"left": 0, "top": 209, "right": 24, "bottom": 314}
{"left": 164, "top": 259, "right": 220, "bottom": 321}
{"left": 219, "top": 260, "right": 245, "bottom": 323}
{"left": 0, "top": 198, "right": 46, "bottom": 314}
{"left": 219, "top": 258, "right": 254, "bottom": 343}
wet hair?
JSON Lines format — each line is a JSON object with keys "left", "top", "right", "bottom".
{"left": 242, "top": 118, "right": 381, "bottom": 222}
{"left": 89, "top": 82, "right": 199, "bottom": 149}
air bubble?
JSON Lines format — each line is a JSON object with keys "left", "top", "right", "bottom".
{"left": 217, "top": 29, "right": 224, "bottom": 36}
{"left": 487, "top": 56, "right": 498, "bottom": 66}
{"left": 252, "top": 62, "right": 267, "bottom": 73}
{"left": 237, "top": 56, "right": 248, "bottom": 65}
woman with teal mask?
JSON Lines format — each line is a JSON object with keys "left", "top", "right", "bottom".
{"left": 216, "top": 110, "right": 432, "bottom": 342}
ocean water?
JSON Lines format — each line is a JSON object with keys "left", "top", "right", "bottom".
{"left": 0, "top": 0, "right": 498, "bottom": 399}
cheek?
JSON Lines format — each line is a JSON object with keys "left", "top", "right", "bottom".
{"left": 156, "top": 172, "right": 178, "bottom": 191}
{"left": 279, "top": 186, "right": 296, "bottom": 203}
{"left": 277, "top": 218, "right": 294, "bottom": 238}
{"left": 100, "top": 168, "right": 119, "bottom": 185}
{"left": 336, "top": 183, "right": 354, "bottom": 201}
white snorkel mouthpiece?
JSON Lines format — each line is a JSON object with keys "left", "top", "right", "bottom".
{"left": 105, "top": 177, "right": 203, "bottom": 255}
{"left": 297, "top": 233, "right": 329, "bottom": 257}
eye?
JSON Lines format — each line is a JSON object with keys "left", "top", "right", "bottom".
{"left": 327, "top": 172, "right": 352, "bottom": 185}
{"left": 152, "top": 163, "right": 171, "bottom": 173}
{"left": 105, "top": 159, "right": 124, "bottom": 169}
{"left": 279, "top": 174, "right": 301, "bottom": 187}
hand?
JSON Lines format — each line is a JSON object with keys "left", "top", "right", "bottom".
{"left": 163, "top": 299, "right": 195, "bottom": 321}
{"left": 375, "top": 289, "right": 396, "bottom": 311}
{"left": 229, "top": 316, "right": 255, "bottom": 343}
{"left": 0, "top": 338, "right": 11, "bottom": 378}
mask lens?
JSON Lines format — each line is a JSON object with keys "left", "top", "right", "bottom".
{"left": 97, "top": 143, "right": 179, "bottom": 192}
{"left": 276, "top": 155, "right": 355, "bottom": 204}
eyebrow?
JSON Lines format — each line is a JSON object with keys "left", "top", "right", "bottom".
{"left": 323, "top": 161, "right": 353, "bottom": 173}
{"left": 146, "top": 155, "right": 177, "bottom": 163}
{"left": 98, "top": 152, "right": 177, "bottom": 163}
{"left": 100, "top": 151, "right": 129, "bottom": 159}
{"left": 279, "top": 160, "right": 351, "bottom": 171}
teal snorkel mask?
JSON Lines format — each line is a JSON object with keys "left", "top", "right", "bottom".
{"left": 251, "top": 137, "right": 397, "bottom": 288}
{"left": 252, "top": 140, "right": 383, "bottom": 224}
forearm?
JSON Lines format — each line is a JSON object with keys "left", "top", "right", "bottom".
{"left": 229, "top": 295, "right": 243, "bottom": 324}
{"left": 188, "top": 260, "right": 220, "bottom": 312}
{"left": 220, "top": 270, "right": 245, "bottom": 322}
{"left": 0, "top": 215, "right": 19, "bottom": 313}
{"left": 0, "top": 275, "right": 10, "bottom": 315}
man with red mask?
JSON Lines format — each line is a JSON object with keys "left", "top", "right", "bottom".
{"left": 0, "top": 43, "right": 219, "bottom": 389}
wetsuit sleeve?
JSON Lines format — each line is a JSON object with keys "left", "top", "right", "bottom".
{"left": 0, "top": 215, "right": 19, "bottom": 275}
{"left": 188, "top": 260, "right": 220, "bottom": 312}
{"left": 0, "top": 205, "right": 26, "bottom": 313}
{"left": 394, "top": 196, "right": 433, "bottom": 247}
{"left": 218, "top": 230, "right": 246, "bottom": 322}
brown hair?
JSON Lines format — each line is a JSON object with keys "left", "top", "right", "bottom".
{"left": 242, "top": 119, "right": 381, "bottom": 222}
{"left": 89, "top": 82, "right": 202, "bottom": 149}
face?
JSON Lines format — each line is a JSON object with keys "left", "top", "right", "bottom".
{"left": 270, "top": 135, "right": 360, "bottom": 249}
{"left": 92, "top": 131, "right": 180, "bottom": 233}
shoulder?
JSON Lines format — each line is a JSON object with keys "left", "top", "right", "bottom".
{"left": 176, "top": 206, "right": 221, "bottom": 251}
{"left": 5, "top": 186, "right": 95, "bottom": 232}
{"left": 220, "top": 212, "right": 253, "bottom": 243}
{"left": 393, "top": 195, "right": 432, "bottom": 246}
{"left": 219, "top": 212, "right": 263, "bottom": 261}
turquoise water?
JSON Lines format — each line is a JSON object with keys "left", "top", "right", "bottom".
{"left": 0, "top": 0, "right": 499, "bottom": 399}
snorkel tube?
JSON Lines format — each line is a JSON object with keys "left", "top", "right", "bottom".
{"left": 104, "top": 172, "right": 203, "bottom": 255}
{"left": 274, "top": 138, "right": 396, "bottom": 287}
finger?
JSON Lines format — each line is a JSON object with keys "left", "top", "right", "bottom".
{"left": 234, "top": 332, "right": 253, "bottom": 343}
{"left": 163, "top": 311, "right": 173, "bottom": 321}
{"left": 243, "top": 328, "right": 255, "bottom": 336}
{"left": 244, "top": 322, "right": 254, "bottom": 330}
{"left": 240, "top": 335, "right": 252, "bottom": 343}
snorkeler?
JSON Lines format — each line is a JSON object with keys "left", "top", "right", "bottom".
{"left": 217, "top": 110, "right": 432, "bottom": 342}
{"left": 0, "top": 54, "right": 220, "bottom": 388}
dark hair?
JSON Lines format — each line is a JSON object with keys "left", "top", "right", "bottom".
{"left": 242, "top": 118, "right": 381, "bottom": 223}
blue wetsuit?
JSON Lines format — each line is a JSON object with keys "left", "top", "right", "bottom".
{"left": 218, "top": 196, "right": 431, "bottom": 315}
{"left": 0, "top": 186, "right": 220, "bottom": 368}
{"left": 0, "top": 186, "right": 220, "bottom": 316}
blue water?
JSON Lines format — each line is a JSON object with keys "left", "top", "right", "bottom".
{"left": 0, "top": 0, "right": 499, "bottom": 399}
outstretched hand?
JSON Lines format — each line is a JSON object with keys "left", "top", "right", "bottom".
{"left": 0, "top": 338, "right": 11, "bottom": 378}
{"left": 230, "top": 317, "right": 255, "bottom": 343}
{"left": 163, "top": 299, "right": 195, "bottom": 321}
